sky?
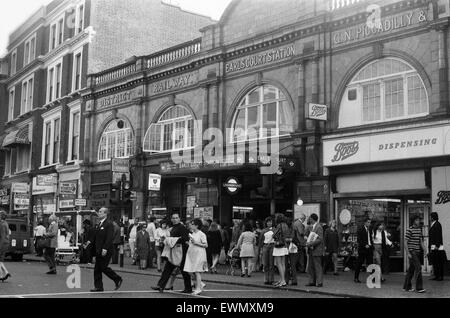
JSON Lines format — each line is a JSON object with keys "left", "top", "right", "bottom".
{"left": 0, "top": 0, "right": 233, "bottom": 56}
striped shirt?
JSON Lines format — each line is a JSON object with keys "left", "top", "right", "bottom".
{"left": 405, "top": 226, "right": 423, "bottom": 252}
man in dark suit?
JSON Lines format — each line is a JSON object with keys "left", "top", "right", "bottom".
{"left": 354, "top": 218, "right": 373, "bottom": 283}
{"left": 90, "top": 207, "right": 123, "bottom": 292}
{"left": 305, "top": 214, "right": 324, "bottom": 288}
{"left": 429, "top": 212, "right": 445, "bottom": 281}
{"left": 151, "top": 213, "right": 192, "bottom": 294}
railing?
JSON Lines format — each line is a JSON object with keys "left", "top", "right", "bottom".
{"left": 329, "top": 0, "right": 366, "bottom": 11}
{"left": 145, "top": 38, "right": 202, "bottom": 69}
{"left": 94, "top": 63, "right": 137, "bottom": 85}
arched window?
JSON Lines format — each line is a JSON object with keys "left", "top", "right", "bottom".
{"left": 143, "top": 105, "right": 195, "bottom": 153}
{"left": 98, "top": 119, "right": 134, "bottom": 161}
{"left": 231, "top": 85, "right": 293, "bottom": 142}
{"left": 339, "top": 58, "right": 429, "bottom": 128}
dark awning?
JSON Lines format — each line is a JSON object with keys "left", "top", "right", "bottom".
{"left": 2, "top": 125, "right": 31, "bottom": 148}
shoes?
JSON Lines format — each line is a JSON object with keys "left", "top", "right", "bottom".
{"left": 273, "top": 281, "right": 281, "bottom": 286}
{"left": 381, "top": 278, "right": 386, "bottom": 283}
{"left": 201, "top": 282, "right": 206, "bottom": 290}
{"left": 192, "top": 289, "right": 202, "bottom": 295}
{"left": 247, "top": 274, "right": 251, "bottom": 278}
{"left": 0, "top": 274, "right": 11, "bottom": 282}
{"left": 46, "top": 271, "right": 57, "bottom": 275}
{"left": 416, "top": 289, "right": 426, "bottom": 293}
{"left": 151, "top": 286, "right": 163, "bottom": 293}
{"left": 276, "top": 282, "right": 287, "bottom": 288}
{"left": 165, "top": 287, "right": 174, "bottom": 291}
{"left": 180, "top": 290, "right": 193, "bottom": 294}
{"left": 115, "top": 278, "right": 123, "bottom": 291}
{"left": 354, "top": 279, "right": 361, "bottom": 283}
{"left": 305, "top": 283, "right": 316, "bottom": 287}
{"left": 241, "top": 273, "right": 246, "bottom": 277}
{"left": 157, "top": 269, "right": 162, "bottom": 273}
{"left": 316, "top": 284, "right": 323, "bottom": 288}
{"left": 91, "top": 288, "right": 104, "bottom": 292}
{"left": 408, "top": 288, "right": 416, "bottom": 292}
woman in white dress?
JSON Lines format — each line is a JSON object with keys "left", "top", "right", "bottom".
{"left": 237, "top": 222, "right": 256, "bottom": 277}
{"left": 155, "top": 220, "right": 171, "bottom": 272}
{"left": 272, "top": 214, "right": 291, "bottom": 288}
{"left": 184, "top": 219, "right": 208, "bottom": 295}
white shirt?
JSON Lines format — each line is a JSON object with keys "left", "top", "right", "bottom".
{"left": 264, "top": 229, "right": 274, "bottom": 244}
{"left": 34, "top": 225, "right": 46, "bottom": 237}
{"left": 146, "top": 222, "right": 156, "bottom": 242}
{"left": 373, "top": 230, "right": 392, "bottom": 246}
{"left": 129, "top": 226, "right": 137, "bottom": 240}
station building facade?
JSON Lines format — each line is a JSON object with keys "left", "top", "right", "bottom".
{"left": 82, "top": 0, "right": 450, "bottom": 272}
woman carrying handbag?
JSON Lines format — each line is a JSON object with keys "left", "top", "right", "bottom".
{"left": 0, "top": 210, "right": 12, "bottom": 282}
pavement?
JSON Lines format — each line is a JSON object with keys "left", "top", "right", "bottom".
{"left": 0, "top": 261, "right": 332, "bottom": 299}
{"left": 18, "top": 254, "right": 450, "bottom": 298}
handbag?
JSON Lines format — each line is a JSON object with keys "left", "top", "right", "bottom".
{"left": 273, "top": 225, "right": 286, "bottom": 248}
{"left": 37, "top": 237, "right": 51, "bottom": 249}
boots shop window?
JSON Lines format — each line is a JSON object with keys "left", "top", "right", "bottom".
{"left": 339, "top": 58, "right": 429, "bottom": 128}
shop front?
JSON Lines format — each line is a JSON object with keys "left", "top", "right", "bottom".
{"left": 324, "top": 122, "right": 450, "bottom": 272}
{"left": 32, "top": 174, "right": 58, "bottom": 225}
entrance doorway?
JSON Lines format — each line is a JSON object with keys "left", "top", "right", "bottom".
{"left": 404, "top": 203, "right": 431, "bottom": 274}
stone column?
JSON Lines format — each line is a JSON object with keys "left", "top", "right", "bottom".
{"left": 297, "top": 61, "right": 305, "bottom": 132}
{"left": 438, "top": 25, "right": 449, "bottom": 114}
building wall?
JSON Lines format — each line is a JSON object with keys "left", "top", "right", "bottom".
{"left": 88, "top": 0, "right": 214, "bottom": 73}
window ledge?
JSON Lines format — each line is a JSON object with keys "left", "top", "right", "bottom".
{"left": 39, "top": 164, "right": 59, "bottom": 170}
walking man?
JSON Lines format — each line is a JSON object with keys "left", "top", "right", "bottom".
{"left": 403, "top": 215, "right": 426, "bottom": 293}
{"left": 305, "top": 214, "right": 324, "bottom": 288}
{"left": 152, "top": 213, "right": 192, "bottom": 294}
{"left": 90, "top": 207, "right": 123, "bottom": 292}
{"left": 429, "top": 212, "right": 445, "bottom": 281}
{"left": 354, "top": 218, "right": 373, "bottom": 283}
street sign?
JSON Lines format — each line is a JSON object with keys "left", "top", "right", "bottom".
{"left": 112, "top": 158, "right": 130, "bottom": 173}
{"left": 148, "top": 174, "right": 162, "bottom": 191}
{"left": 75, "top": 199, "right": 87, "bottom": 207}
{"left": 130, "top": 191, "right": 137, "bottom": 201}
{"left": 60, "top": 199, "right": 75, "bottom": 209}
{"left": 12, "top": 183, "right": 29, "bottom": 194}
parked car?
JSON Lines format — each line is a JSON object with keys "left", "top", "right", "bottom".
{"left": 6, "top": 217, "right": 32, "bottom": 261}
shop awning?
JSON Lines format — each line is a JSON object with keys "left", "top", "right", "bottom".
{"left": 2, "top": 125, "right": 30, "bottom": 148}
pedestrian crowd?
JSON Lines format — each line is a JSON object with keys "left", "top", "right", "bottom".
{"left": 0, "top": 207, "right": 447, "bottom": 296}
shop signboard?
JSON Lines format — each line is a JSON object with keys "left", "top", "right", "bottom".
{"left": 223, "top": 177, "right": 242, "bottom": 195}
{"left": 0, "top": 188, "right": 8, "bottom": 197}
{"left": 59, "top": 182, "right": 78, "bottom": 195}
{"left": 12, "top": 183, "right": 29, "bottom": 194}
{"left": 75, "top": 199, "right": 87, "bottom": 207}
{"left": 0, "top": 195, "right": 10, "bottom": 205}
{"left": 37, "top": 174, "right": 58, "bottom": 186}
{"left": 14, "top": 195, "right": 30, "bottom": 206}
{"left": 194, "top": 207, "right": 214, "bottom": 221}
{"left": 324, "top": 124, "right": 450, "bottom": 167}
{"left": 60, "top": 199, "right": 75, "bottom": 209}
{"left": 112, "top": 159, "right": 130, "bottom": 173}
{"left": 34, "top": 204, "right": 57, "bottom": 215}
{"left": 32, "top": 177, "right": 56, "bottom": 195}
{"left": 307, "top": 103, "right": 328, "bottom": 121}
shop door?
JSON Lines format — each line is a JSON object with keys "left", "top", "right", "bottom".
{"left": 404, "top": 204, "right": 431, "bottom": 273}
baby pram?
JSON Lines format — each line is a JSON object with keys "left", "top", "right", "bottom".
{"left": 226, "top": 247, "right": 240, "bottom": 276}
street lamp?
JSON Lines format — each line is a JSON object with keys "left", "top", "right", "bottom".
{"left": 296, "top": 198, "right": 304, "bottom": 206}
